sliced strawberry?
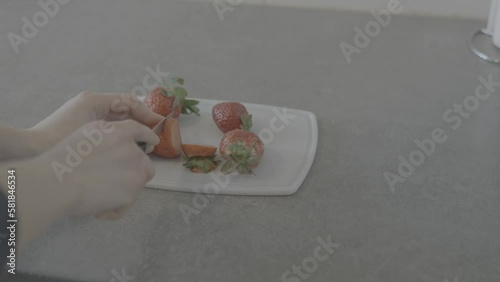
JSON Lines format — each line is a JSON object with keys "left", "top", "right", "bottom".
{"left": 183, "top": 157, "right": 218, "bottom": 173}
{"left": 152, "top": 118, "right": 182, "bottom": 159}
{"left": 181, "top": 144, "right": 217, "bottom": 158}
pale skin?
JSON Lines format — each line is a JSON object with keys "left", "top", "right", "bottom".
{"left": 0, "top": 91, "right": 163, "bottom": 251}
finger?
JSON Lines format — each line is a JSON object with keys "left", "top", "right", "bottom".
{"left": 94, "top": 93, "right": 164, "bottom": 127}
{"left": 111, "top": 120, "right": 160, "bottom": 146}
{"left": 145, "top": 144, "right": 155, "bottom": 154}
{"left": 95, "top": 161, "right": 150, "bottom": 221}
{"left": 142, "top": 153, "right": 156, "bottom": 181}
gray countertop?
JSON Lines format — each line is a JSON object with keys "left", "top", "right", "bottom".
{"left": 1, "top": 1, "right": 500, "bottom": 281}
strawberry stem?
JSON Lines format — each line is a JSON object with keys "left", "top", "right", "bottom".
{"left": 240, "top": 114, "right": 253, "bottom": 131}
{"left": 183, "top": 156, "right": 217, "bottom": 173}
{"left": 160, "top": 78, "right": 200, "bottom": 116}
{"left": 221, "top": 140, "right": 259, "bottom": 175}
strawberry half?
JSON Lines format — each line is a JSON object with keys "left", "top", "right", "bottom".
{"left": 181, "top": 144, "right": 217, "bottom": 158}
{"left": 144, "top": 78, "right": 200, "bottom": 118}
{"left": 181, "top": 144, "right": 218, "bottom": 173}
{"left": 212, "top": 102, "right": 252, "bottom": 133}
{"left": 152, "top": 118, "right": 182, "bottom": 159}
{"left": 219, "top": 129, "right": 264, "bottom": 175}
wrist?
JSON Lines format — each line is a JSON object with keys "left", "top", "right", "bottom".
{"left": 23, "top": 153, "right": 81, "bottom": 212}
{"left": 0, "top": 125, "right": 44, "bottom": 161}
{"left": 0, "top": 155, "right": 80, "bottom": 249}
{"left": 18, "top": 128, "right": 46, "bottom": 158}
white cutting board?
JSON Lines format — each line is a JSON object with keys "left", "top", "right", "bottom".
{"left": 145, "top": 98, "right": 318, "bottom": 196}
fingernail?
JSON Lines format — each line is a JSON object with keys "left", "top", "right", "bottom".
{"left": 146, "top": 145, "right": 155, "bottom": 154}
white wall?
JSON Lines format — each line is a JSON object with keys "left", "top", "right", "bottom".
{"left": 208, "top": 0, "right": 491, "bottom": 19}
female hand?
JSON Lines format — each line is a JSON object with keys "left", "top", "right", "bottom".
{"left": 1, "top": 118, "right": 160, "bottom": 248}
{"left": 30, "top": 91, "right": 163, "bottom": 154}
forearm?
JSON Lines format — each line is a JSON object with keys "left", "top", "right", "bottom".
{"left": 0, "top": 158, "right": 78, "bottom": 251}
{"left": 0, "top": 124, "right": 42, "bottom": 161}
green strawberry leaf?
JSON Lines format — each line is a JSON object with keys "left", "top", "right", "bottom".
{"left": 185, "top": 102, "right": 200, "bottom": 116}
{"left": 161, "top": 88, "right": 172, "bottom": 97}
{"left": 240, "top": 114, "right": 253, "bottom": 131}
{"left": 221, "top": 160, "right": 235, "bottom": 175}
{"left": 160, "top": 77, "right": 201, "bottom": 116}
{"left": 174, "top": 87, "right": 188, "bottom": 99}
{"left": 223, "top": 140, "right": 257, "bottom": 175}
{"left": 183, "top": 157, "right": 217, "bottom": 173}
{"left": 183, "top": 99, "right": 199, "bottom": 106}
{"left": 203, "top": 161, "right": 211, "bottom": 172}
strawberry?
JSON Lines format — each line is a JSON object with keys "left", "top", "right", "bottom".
{"left": 181, "top": 144, "right": 218, "bottom": 173}
{"left": 219, "top": 129, "right": 264, "bottom": 175}
{"left": 183, "top": 157, "right": 218, "bottom": 173}
{"left": 144, "top": 78, "right": 200, "bottom": 118}
{"left": 212, "top": 102, "right": 252, "bottom": 133}
{"left": 144, "top": 87, "right": 182, "bottom": 117}
{"left": 152, "top": 118, "right": 182, "bottom": 158}
{"left": 181, "top": 144, "right": 217, "bottom": 158}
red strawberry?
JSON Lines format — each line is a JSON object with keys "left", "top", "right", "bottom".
{"left": 181, "top": 144, "right": 218, "bottom": 173}
{"left": 144, "top": 87, "right": 182, "bottom": 118}
{"left": 152, "top": 118, "right": 182, "bottom": 158}
{"left": 219, "top": 129, "right": 264, "bottom": 175}
{"left": 212, "top": 102, "right": 252, "bottom": 133}
{"left": 144, "top": 78, "right": 200, "bottom": 118}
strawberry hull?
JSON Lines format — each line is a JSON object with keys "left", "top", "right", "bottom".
{"left": 219, "top": 129, "right": 264, "bottom": 174}
{"left": 144, "top": 87, "right": 182, "bottom": 118}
